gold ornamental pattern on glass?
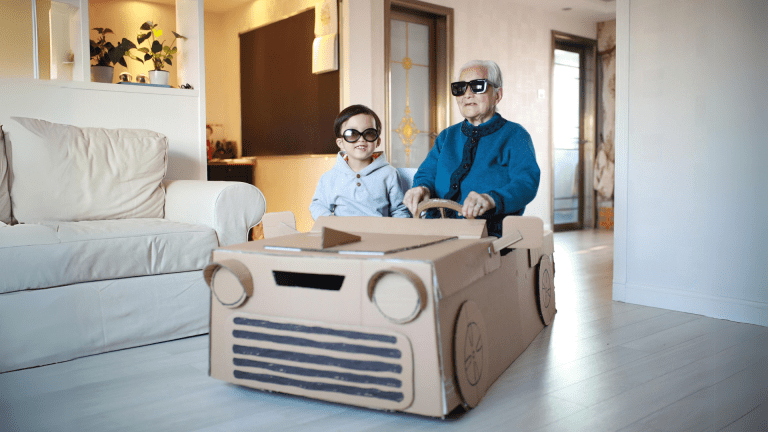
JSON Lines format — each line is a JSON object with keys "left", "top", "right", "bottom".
{"left": 391, "top": 21, "right": 431, "bottom": 167}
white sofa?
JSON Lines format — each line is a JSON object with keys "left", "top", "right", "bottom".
{"left": 0, "top": 117, "right": 266, "bottom": 373}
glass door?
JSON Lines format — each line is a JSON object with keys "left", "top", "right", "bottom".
{"left": 388, "top": 12, "right": 435, "bottom": 168}
{"left": 553, "top": 46, "right": 584, "bottom": 230}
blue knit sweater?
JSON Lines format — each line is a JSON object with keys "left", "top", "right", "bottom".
{"left": 413, "top": 113, "right": 540, "bottom": 236}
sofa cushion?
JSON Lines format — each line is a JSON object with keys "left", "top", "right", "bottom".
{"left": 0, "top": 219, "right": 218, "bottom": 294}
{"left": 6, "top": 117, "right": 167, "bottom": 223}
{"left": 0, "top": 125, "right": 11, "bottom": 224}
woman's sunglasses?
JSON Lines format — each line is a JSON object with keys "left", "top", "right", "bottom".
{"left": 342, "top": 128, "right": 380, "bottom": 143}
{"left": 451, "top": 79, "right": 490, "bottom": 96}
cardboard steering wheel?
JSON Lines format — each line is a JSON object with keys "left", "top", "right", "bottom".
{"left": 416, "top": 199, "right": 463, "bottom": 219}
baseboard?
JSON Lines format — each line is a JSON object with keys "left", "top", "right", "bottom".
{"left": 613, "top": 282, "right": 767, "bottom": 328}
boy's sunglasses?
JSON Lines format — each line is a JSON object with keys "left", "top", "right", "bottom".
{"left": 451, "top": 79, "right": 490, "bottom": 96}
{"left": 342, "top": 128, "right": 380, "bottom": 143}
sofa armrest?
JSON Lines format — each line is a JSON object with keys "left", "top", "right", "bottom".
{"left": 163, "top": 180, "right": 266, "bottom": 247}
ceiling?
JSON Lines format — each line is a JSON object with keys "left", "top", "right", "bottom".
{"left": 512, "top": 0, "right": 616, "bottom": 22}
{"left": 107, "top": 0, "right": 615, "bottom": 19}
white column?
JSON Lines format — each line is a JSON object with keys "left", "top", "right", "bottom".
{"left": 612, "top": 0, "right": 630, "bottom": 302}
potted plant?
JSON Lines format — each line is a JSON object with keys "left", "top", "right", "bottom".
{"left": 137, "top": 21, "right": 187, "bottom": 86}
{"left": 90, "top": 28, "right": 143, "bottom": 83}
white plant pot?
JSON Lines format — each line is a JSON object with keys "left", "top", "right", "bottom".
{"left": 91, "top": 66, "right": 114, "bottom": 83}
{"left": 148, "top": 70, "right": 170, "bottom": 86}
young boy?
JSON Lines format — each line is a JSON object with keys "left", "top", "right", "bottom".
{"left": 310, "top": 105, "right": 410, "bottom": 219}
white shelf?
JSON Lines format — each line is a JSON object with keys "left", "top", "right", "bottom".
{"left": 22, "top": 78, "right": 199, "bottom": 97}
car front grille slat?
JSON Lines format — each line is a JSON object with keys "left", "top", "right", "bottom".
{"left": 233, "top": 357, "right": 403, "bottom": 387}
{"left": 233, "top": 370, "right": 405, "bottom": 402}
{"left": 227, "top": 315, "right": 413, "bottom": 409}
{"left": 233, "top": 317, "right": 397, "bottom": 343}
{"left": 232, "top": 329, "right": 402, "bottom": 358}
{"left": 232, "top": 344, "right": 402, "bottom": 373}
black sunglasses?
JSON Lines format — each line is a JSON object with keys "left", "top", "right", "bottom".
{"left": 342, "top": 128, "right": 379, "bottom": 143}
{"left": 451, "top": 79, "right": 490, "bottom": 96}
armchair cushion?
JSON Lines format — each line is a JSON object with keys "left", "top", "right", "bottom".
{"left": 164, "top": 180, "right": 266, "bottom": 247}
{"left": 0, "top": 219, "right": 218, "bottom": 294}
{"left": 6, "top": 117, "right": 167, "bottom": 223}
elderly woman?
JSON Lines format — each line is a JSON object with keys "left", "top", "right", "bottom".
{"left": 403, "top": 60, "right": 540, "bottom": 237}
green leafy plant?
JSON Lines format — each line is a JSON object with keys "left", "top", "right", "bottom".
{"left": 90, "top": 28, "right": 143, "bottom": 67}
{"left": 137, "top": 21, "right": 187, "bottom": 71}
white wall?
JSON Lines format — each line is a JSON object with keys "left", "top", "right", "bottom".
{"left": 210, "top": 0, "right": 600, "bottom": 228}
{"left": 204, "top": 10, "right": 226, "bottom": 133}
{"left": 1, "top": 0, "right": 37, "bottom": 78}
{"left": 416, "top": 0, "right": 599, "bottom": 228}
{"left": 614, "top": 0, "right": 768, "bottom": 326}
{"left": 0, "top": 79, "right": 204, "bottom": 180}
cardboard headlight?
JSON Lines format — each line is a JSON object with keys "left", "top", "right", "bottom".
{"left": 368, "top": 268, "right": 426, "bottom": 324}
{"left": 204, "top": 259, "right": 253, "bottom": 308}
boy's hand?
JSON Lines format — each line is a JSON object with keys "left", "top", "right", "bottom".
{"left": 403, "top": 186, "right": 430, "bottom": 217}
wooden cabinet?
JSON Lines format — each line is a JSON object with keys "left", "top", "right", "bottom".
{"left": 207, "top": 159, "right": 255, "bottom": 184}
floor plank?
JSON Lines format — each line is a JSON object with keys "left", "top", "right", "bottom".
{"left": 536, "top": 332, "right": 768, "bottom": 431}
{"left": 634, "top": 355, "right": 768, "bottom": 431}
{"left": 719, "top": 402, "right": 768, "bottom": 432}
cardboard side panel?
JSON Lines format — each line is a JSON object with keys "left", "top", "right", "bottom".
{"left": 528, "top": 231, "right": 554, "bottom": 268}
{"left": 452, "top": 300, "right": 491, "bottom": 408}
{"left": 511, "top": 250, "right": 546, "bottom": 345}
{"left": 431, "top": 240, "right": 500, "bottom": 299}
{"left": 361, "top": 260, "right": 447, "bottom": 418}
{"left": 437, "top": 248, "right": 544, "bottom": 409}
{"left": 500, "top": 216, "right": 543, "bottom": 250}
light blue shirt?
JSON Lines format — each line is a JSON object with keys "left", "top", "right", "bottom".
{"left": 310, "top": 152, "right": 411, "bottom": 219}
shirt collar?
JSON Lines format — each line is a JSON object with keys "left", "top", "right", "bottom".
{"left": 461, "top": 112, "right": 506, "bottom": 138}
{"left": 336, "top": 151, "right": 386, "bottom": 175}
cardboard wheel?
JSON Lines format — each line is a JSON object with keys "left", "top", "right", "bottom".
{"left": 536, "top": 254, "right": 556, "bottom": 325}
{"left": 453, "top": 300, "right": 490, "bottom": 408}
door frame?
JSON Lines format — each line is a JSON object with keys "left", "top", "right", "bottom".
{"left": 384, "top": 0, "right": 453, "bottom": 163}
{"left": 550, "top": 31, "right": 597, "bottom": 231}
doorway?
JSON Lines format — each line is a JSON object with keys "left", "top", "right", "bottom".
{"left": 551, "top": 31, "right": 596, "bottom": 231}
{"left": 385, "top": 0, "right": 452, "bottom": 169}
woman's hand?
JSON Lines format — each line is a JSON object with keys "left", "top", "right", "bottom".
{"left": 403, "top": 186, "right": 431, "bottom": 216}
{"left": 462, "top": 192, "right": 495, "bottom": 219}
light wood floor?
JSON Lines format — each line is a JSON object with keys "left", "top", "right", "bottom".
{"left": 1, "top": 230, "right": 766, "bottom": 432}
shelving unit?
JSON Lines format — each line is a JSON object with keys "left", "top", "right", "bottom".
{"left": 4, "top": 0, "right": 207, "bottom": 181}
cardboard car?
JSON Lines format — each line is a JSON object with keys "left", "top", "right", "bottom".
{"left": 203, "top": 200, "right": 556, "bottom": 418}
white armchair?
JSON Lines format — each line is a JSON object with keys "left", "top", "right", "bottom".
{"left": 164, "top": 180, "right": 266, "bottom": 246}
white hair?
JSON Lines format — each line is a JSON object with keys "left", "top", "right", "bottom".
{"left": 459, "top": 60, "right": 503, "bottom": 93}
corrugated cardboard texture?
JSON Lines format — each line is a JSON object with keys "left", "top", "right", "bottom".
{"left": 207, "top": 215, "right": 555, "bottom": 418}
{"left": 263, "top": 231, "right": 456, "bottom": 255}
